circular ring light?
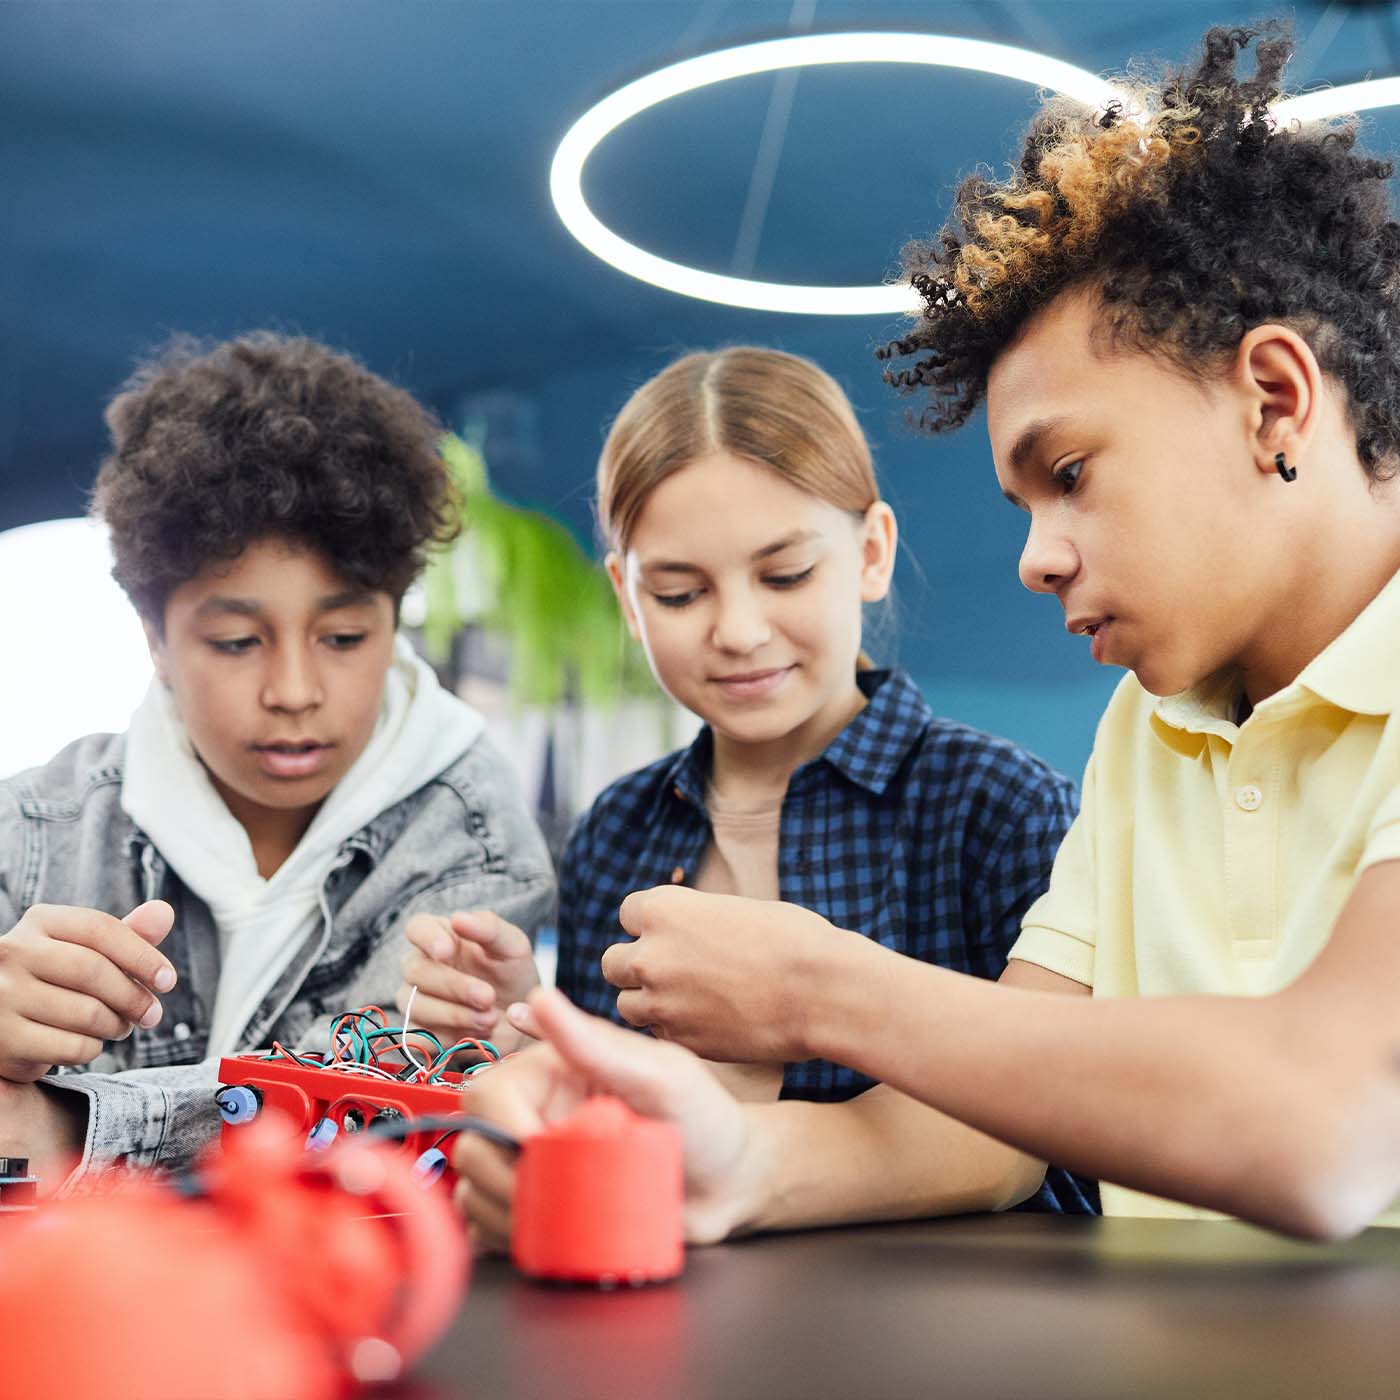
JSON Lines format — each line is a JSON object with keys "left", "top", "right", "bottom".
{"left": 1274, "top": 77, "right": 1400, "bottom": 124}
{"left": 550, "top": 33, "right": 1120, "bottom": 316}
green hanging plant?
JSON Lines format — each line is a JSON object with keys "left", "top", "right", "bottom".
{"left": 422, "top": 433, "right": 656, "bottom": 707}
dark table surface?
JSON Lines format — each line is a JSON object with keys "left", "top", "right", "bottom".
{"left": 399, "top": 1214, "right": 1400, "bottom": 1400}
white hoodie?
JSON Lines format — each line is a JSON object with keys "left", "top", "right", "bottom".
{"left": 121, "top": 635, "right": 485, "bottom": 1058}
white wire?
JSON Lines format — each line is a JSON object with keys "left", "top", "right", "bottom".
{"left": 401, "top": 984, "right": 429, "bottom": 1078}
{"left": 320, "top": 1059, "right": 402, "bottom": 1082}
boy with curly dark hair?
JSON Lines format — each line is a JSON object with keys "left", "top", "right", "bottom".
{"left": 0, "top": 333, "right": 553, "bottom": 1189}
{"left": 452, "top": 24, "right": 1400, "bottom": 1243}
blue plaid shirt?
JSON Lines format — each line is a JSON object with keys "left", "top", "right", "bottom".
{"left": 556, "top": 668, "right": 1096, "bottom": 1213}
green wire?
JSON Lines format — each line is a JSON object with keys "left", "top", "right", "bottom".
{"left": 248, "top": 1008, "right": 498, "bottom": 1088}
{"left": 436, "top": 1039, "right": 499, "bottom": 1060}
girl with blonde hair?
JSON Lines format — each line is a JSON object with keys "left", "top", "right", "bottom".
{"left": 424, "top": 345, "right": 1094, "bottom": 1227}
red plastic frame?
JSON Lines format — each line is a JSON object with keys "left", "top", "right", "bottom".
{"left": 217, "top": 1053, "right": 473, "bottom": 1177}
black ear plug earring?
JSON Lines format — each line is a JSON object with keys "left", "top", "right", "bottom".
{"left": 1274, "top": 452, "right": 1298, "bottom": 482}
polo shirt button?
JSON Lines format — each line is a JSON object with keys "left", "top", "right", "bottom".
{"left": 670, "top": 866, "right": 685, "bottom": 884}
{"left": 1234, "top": 784, "right": 1263, "bottom": 812}
{"left": 172, "top": 1021, "right": 192, "bottom": 1042}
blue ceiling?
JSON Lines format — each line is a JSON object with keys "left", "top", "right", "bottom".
{"left": 5, "top": 1, "right": 1400, "bottom": 771}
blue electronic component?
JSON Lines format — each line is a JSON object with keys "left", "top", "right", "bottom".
{"left": 216, "top": 1085, "right": 261, "bottom": 1126}
{"left": 412, "top": 1148, "right": 448, "bottom": 1183}
{"left": 306, "top": 1117, "right": 339, "bottom": 1151}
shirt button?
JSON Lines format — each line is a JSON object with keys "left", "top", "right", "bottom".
{"left": 172, "top": 1022, "right": 192, "bottom": 1042}
{"left": 670, "top": 866, "right": 685, "bottom": 885}
{"left": 1234, "top": 784, "right": 1263, "bottom": 812}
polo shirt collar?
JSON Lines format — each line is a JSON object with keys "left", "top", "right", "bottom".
{"left": 1291, "top": 564, "right": 1400, "bottom": 717}
{"left": 1152, "top": 564, "right": 1400, "bottom": 741}
{"left": 1152, "top": 668, "right": 1241, "bottom": 742}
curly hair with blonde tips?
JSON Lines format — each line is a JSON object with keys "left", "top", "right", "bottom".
{"left": 878, "top": 24, "right": 1400, "bottom": 481}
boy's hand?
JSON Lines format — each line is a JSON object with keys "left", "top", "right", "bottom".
{"left": 452, "top": 987, "right": 755, "bottom": 1252}
{"left": 601, "top": 886, "right": 859, "bottom": 1062}
{"left": 0, "top": 901, "right": 177, "bottom": 1083}
{"left": 398, "top": 910, "right": 540, "bottom": 1051}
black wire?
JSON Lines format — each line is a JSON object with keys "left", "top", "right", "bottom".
{"left": 367, "top": 1112, "right": 521, "bottom": 1154}
{"left": 261, "top": 1043, "right": 323, "bottom": 1068}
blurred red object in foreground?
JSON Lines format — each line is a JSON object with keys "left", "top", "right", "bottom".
{"left": 0, "top": 1115, "right": 469, "bottom": 1400}
{"left": 513, "top": 1095, "right": 683, "bottom": 1285}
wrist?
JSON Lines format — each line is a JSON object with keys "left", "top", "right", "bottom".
{"left": 687, "top": 1103, "right": 780, "bottom": 1243}
{"left": 790, "top": 924, "right": 887, "bottom": 1064}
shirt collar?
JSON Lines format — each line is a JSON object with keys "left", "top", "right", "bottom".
{"left": 1290, "top": 565, "right": 1400, "bottom": 717}
{"left": 657, "top": 726, "right": 713, "bottom": 812}
{"left": 810, "top": 668, "right": 931, "bottom": 795}
{"left": 1153, "top": 565, "right": 1400, "bottom": 741}
{"left": 1151, "top": 668, "right": 1242, "bottom": 742}
{"left": 655, "top": 668, "right": 931, "bottom": 809}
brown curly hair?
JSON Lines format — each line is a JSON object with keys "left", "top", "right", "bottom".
{"left": 91, "top": 332, "right": 459, "bottom": 626}
{"left": 878, "top": 24, "right": 1400, "bottom": 481}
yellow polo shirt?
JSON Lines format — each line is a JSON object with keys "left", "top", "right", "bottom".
{"left": 1010, "top": 567, "right": 1400, "bottom": 1223}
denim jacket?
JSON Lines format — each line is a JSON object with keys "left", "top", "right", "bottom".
{"left": 0, "top": 730, "right": 555, "bottom": 1188}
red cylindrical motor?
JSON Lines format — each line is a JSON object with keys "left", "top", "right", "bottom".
{"left": 512, "top": 1095, "right": 684, "bottom": 1286}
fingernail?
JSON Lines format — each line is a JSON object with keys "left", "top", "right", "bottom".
{"left": 140, "top": 1001, "right": 163, "bottom": 1029}
{"left": 432, "top": 936, "right": 454, "bottom": 961}
{"left": 154, "top": 967, "right": 176, "bottom": 993}
{"left": 506, "top": 1002, "right": 529, "bottom": 1025}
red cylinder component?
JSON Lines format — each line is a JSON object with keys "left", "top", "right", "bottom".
{"left": 0, "top": 1117, "right": 470, "bottom": 1400}
{"left": 512, "top": 1095, "right": 683, "bottom": 1285}
{"left": 0, "top": 1180, "right": 338, "bottom": 1400}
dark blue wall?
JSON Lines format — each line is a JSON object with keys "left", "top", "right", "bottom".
{"left": 5, "top": 0, "right": 1397, "bottom": 780}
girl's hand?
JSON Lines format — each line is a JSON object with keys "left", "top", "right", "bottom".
{"left": 398, "top": 910, "right": 541, "bottom": 1052}
{"left": 0, "top": 901, "right": 176, "bottom": 1083}
{"left": 452, "top": 987, "right": 758, "bottom": 1251}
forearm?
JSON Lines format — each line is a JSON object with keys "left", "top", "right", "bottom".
{"left": 730, "top": 1085, "right": 1045, "bottom": 1237}
{"left": 807, "top": 938, "right": 1399, "bottom": 1237}
{"left": 705, "top": 1059, "right": 783, "bottom": 1103}
{"left": 32, "top": 1061, "right": 224, "bottom": 1190}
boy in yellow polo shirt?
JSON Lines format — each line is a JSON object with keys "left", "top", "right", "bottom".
{"left": 452, "top": 24, "right": 1400, "bottom": 1243}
